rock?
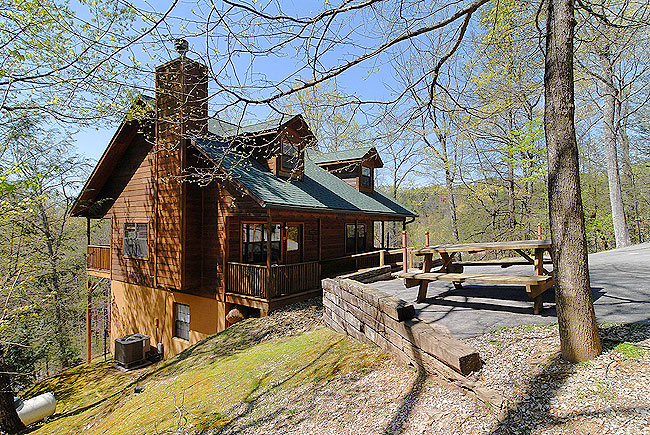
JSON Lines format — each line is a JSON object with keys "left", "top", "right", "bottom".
{"left": 227, "top": 306, "right": 249, "bottom": 324}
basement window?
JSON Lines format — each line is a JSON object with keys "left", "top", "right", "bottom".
{"left": 124, "top": 222, "right": 148, "bottom": 258}
{"left": 174, "top": 303, "right": 190, "bottom": 341}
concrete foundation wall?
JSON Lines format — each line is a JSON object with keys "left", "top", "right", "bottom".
{"left": 110, "top": 280, "right": 227, "bottom": 359}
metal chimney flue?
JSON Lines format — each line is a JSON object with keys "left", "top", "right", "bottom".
{"left": 174, "top": 38, "right": 189, "bottom": 57}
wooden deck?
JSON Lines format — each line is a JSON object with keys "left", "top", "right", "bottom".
{"left": 226, "top": 261, "right": 322, "bottom": 312}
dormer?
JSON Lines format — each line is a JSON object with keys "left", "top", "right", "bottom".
{"left": 207, "top": 114, "right": 314, "bottom": 180}
{"left": 310, "top": 147, "right": 383, "bottom": 193}
{"left": 269, "top": 125, "right": 305, "bottom": 179}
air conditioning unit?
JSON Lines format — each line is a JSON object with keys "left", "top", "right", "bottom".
{"left": 115, "top": 334, "right": 150, "bottom": 368}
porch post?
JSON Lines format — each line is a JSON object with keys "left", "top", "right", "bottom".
{"left": 86, "top": 217, "right": 91, "bottom": 245}
{"left": 87, "top": 279, "right": 94, "bottom": 364}
{"left": 381, "top": 220, "right": 385, "bottom": 249}
{"left": 266, "top": 210, "right": 272, "bottom": 299}
{"left": 402, "top": 230, "right": 408, "bottom": 273}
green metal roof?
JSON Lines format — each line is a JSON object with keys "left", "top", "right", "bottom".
{"left": 307, "top": 147, "right": 376, "bottom": 164}
{"left": 193, "top": 139, "right": 416, "bottom": 218}
{"left": 208, "top": 115, "right": 297, "bottom": 138}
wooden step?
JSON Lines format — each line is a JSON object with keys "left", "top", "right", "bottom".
{"left": 398, "top": 272, "right": 553, "bottom": 288}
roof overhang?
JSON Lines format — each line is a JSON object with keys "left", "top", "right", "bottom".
{"left": 70, "top": 96, "right": 154, "bottom": 218}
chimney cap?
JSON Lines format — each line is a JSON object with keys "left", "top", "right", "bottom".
{"left": 174, "top": 38, "right": 189, "bottom": 56}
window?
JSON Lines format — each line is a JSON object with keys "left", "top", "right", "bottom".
{"left": 357, "top": 224, "right": 366, "bottom": 252}
{"left": 174, "top": 303, "right": 190, "bottom": 340}
{"left": 345, "top": 223, "right": 367, "bottom": 253}
{"left": 361, "top": 166, "right": 372, "bottom": 188}
{"left": 281, "top": 139, "right": 299, "bottom": 170}
{"left": 286, "top": 225, "right": 300, "bottom": 252}
{"left": 124, "top": 222, "right": 148, "bottom": 258}
{"left": 242, "top": 223, "right": 281, "bottom": 264}
{"left": 346, "top": 224, "right": 356, "bottom": 253}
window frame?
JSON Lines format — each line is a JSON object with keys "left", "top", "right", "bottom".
{"left": 123, "top": 222, "right": 149, "bottom": 259}
{"left": 241, "top": 222, "right": 282, "bottom": 264}
{"left": 345, "top": 223, "right": 367, "bottom": 254}
{"left": 361, "top": 165, "right": 372, "bottom": 188}
{"left": 281, "top": 135, "right": 300, "bottom": 171}
{"left": 173, "top": 303, "right": 190, "bottom": 341}
{"left": 357, "top": 223, "right": 367, "bottom": 252}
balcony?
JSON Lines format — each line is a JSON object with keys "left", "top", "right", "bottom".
{"left": 225, "top": 261, "right": 321, "bottom": 312}
{"left": 87, "top": 245, "right": 111, "bottom": 278}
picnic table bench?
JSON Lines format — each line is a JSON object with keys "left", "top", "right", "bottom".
{"left": 397, "top": 239, "right": 554, "bottom": 314}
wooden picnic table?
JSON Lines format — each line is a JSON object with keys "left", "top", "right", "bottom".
{"left": 398, "top": 239, "right": 554, "bottom": 314}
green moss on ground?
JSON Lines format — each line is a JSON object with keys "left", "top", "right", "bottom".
{"left": 23, "top": 326, "right": 386, "bottom": 435}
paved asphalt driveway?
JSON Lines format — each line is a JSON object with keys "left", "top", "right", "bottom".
{"left": 372, "top": 242, "right": 650, "bottom": 338}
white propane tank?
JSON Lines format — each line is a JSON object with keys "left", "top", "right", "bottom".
{"left": 16, "top": 392, "right": 56, "bottom": 426}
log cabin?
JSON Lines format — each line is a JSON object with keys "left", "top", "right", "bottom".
{"left": 71, "top": 50, "right": 416, "bottom": 359}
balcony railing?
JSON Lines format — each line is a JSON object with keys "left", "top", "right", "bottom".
{"left": 87, "top": 245, "right": 110, "bottom": 271}
{"left": 226, "top": 261, "right": 321, "bottom": 300}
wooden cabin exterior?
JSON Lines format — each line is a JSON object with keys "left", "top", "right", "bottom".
{"left": 72, "top": 53, "right": 416, "bottom": 359}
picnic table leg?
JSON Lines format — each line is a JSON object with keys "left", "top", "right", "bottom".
{"left": 533, "top": 248, "right": 546, "bottom": 314}
{"left": 416, "top": 254, "right": 433, "bottom": 303}
{"left": 533, "top": 294, "right": 543, "bottom": 315}
{"left": 440, "top": 252, "right": 463, "bottom": 289}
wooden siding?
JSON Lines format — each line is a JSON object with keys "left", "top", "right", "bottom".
{"left": 102, "top": 132, "right": 155, "bottom": 288}
{"left": 154, "top": 56, "right": 208, "bottom": 291}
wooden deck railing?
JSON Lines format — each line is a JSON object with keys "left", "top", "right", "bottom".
{"left": 87, "top": 245, "right": 110, "bottom": 271}
{"left": 226, "top": 261, "right": 321, "bottom": 300}
{"left": 320, "top": 248, "right": 405, "bottom": 277}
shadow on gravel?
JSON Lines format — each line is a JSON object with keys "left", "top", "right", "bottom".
{"left": 382, "top": 324, "right": 427, "bottom": 435}
{"left": 490, "top": 321, "right": 650, "bottom": 434}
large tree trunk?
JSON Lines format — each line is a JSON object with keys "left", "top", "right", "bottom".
{"left": 0, "top": 350, "right": 25, "bottom": 434}
{"left": 599, "top": 49, "right": 631, "bottom": 248}
{"left": 544, "top": 0, "right": 602, "bottom": 362}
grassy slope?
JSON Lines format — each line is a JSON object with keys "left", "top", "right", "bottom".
{"left": 24, "top": 323, "right": 386, "bottom": 435}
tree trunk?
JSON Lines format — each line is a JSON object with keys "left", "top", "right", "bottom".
{"left": 439, "top": 135, "right": 460, "bottom": 242}
{"left": 544, "top": 0, "right": 602, "bottom": 362}
{"left": 0, "top": 350, "right": 25, "bottom": 434}
{"left": 38, "top": 203, "right": 73, "bottom": 368}
{"left": 599, "top": 48, "right": 631, "bottom": 248}
{"left": 506, "top": 111, "right": 516, "bottom": 232}
{"left": 618, "top": 102, "right": 641, "bottom": 242}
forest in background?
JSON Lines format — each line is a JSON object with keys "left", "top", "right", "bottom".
{"left": 0, "top": 0, "right": 649, "bottom": 426}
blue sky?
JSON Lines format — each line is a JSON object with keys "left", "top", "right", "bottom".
{"left": 72, "top": 0, "right": 403, "bottom": 162}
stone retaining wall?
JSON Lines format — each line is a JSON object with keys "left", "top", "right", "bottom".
{"left": 322, "top": 268, "right": 481, "bottom": 376}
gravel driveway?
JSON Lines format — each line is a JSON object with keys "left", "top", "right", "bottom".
{"left": 372, "top": 243, "right": 650, "bottom": 337}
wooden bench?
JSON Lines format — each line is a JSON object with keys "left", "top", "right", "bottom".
{"left": 397, "top": 271, "right": 553, "bottom": 314}
{"left": 455, "top": 258, "right": 552, "bottom": 268}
